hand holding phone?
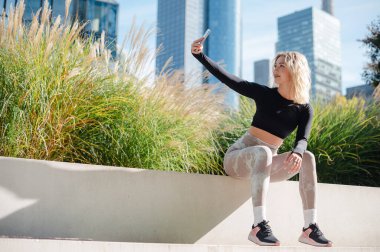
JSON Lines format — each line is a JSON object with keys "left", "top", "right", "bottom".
{"left": 192, "top": 29, "right": 211, "bottom": 54}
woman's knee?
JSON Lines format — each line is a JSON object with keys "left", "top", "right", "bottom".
{"left": 250, "top": 145, "right": 273, "bottom": 166}
{"left": 302, "top": 150, "right": 316, "bottom": 166}
{"left": 300, "top": 151, "right": 317, "bottom": 184}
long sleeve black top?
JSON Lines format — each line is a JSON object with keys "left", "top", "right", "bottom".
{"left": 192, "top": 52, "right": 313, "bottom": 157}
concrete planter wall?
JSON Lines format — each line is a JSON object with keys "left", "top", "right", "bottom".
{"left": 0, "top": 156, "right": 379, "bottom": 246}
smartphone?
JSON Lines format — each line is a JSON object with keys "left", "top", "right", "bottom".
{"left": 201, "top": 28, "right": 211, "bottom": 43}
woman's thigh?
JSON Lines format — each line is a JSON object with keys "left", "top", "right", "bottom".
{"left": 223, "top": 145, "right": 273, "bottom": 179}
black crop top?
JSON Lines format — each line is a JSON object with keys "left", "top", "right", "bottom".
{"left": 192, "top": 52, "right": 313, "bottom": 157}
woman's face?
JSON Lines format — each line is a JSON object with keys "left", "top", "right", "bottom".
{"left": 273, "top": 56, "right": 291, "bottom": 87}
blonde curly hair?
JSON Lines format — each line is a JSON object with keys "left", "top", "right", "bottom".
{"left": 270, "top": 51, "right": 311, "bottom": 104}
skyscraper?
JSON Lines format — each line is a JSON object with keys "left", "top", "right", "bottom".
{"left": 254, "top": 59, "right": 270, "bottom": 87}
{"left": 276, "top": 6, "right": 341, "bottom": 102}
{"left": 1, "top": 0, "right": 17, "bottom": 15}
{"left": 156, "top": 0, "right": 195, "bottom": 77}
{"left": 207, "top": 0, "right": 242, "bottom": 110}
{"left": 156, "top": 0, "right": 242, "bottom": 110}
{"left": 92, "top": 0, "right": 118, "bottom": 57}
{"left": 346, "top": 84, "right": 375, "bottom": 100}
{"left": 1, "top": 0, "right": 118, "bottom": 57}
{"left": 322, "top": 0, "right": 333, "bottom": 15}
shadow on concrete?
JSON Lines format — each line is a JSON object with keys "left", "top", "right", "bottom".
{"left": 0, "top": 157, "right": 251, "bottom": 243}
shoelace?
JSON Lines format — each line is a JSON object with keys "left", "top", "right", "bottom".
{"left": 310, "top": 224, "right": 323, "bottom": 236}
{"left": 258, "top": 221, "right": 273, "bottom": 235}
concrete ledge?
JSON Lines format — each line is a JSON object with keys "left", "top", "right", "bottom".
{"left": 0, "top": 238, "right": 379, "bottom": 252}
{"left": 0, "top": 156, "right": 379, "bottom": 247}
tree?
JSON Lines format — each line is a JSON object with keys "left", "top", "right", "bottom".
{"left": 360, "top": 16, "right": 380, "bottom": 87}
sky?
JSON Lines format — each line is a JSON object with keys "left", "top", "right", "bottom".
{"left": 117, "top": 0, "right": 380, "bottom": 95}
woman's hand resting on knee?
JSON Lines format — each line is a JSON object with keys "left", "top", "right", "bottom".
{"left": 284, "top": 152, "right": 302, "bottom": 173}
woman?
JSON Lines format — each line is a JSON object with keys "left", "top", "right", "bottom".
{"left": 191, "top": 37, "right": 332, "bottom": 247}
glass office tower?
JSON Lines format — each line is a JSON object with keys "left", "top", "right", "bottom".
{"left": 92, "top": 0, "right": 118, "bottom": 57}
{"left": 207, "top": 0, "right": 241, "bottom": 110}
{"left": 1, "top": 0, "right": 17, "bottom": 15}
{"left": 254, "top": 59, "right": 270, "bottom": 87}
{"left": 156, "top": 0, "right": 207, "bottom": 83}
{"left": 322, "top": 0, "right": 333, "bottom": 15}
{"left": 156, "top": 0, "right": 189, "bottom": 76}
{"left": 156, "top": 0, "right": 242, "bottom": 110}
{"left": 276, "top": 7, "right": 341, "bottom": 102}
{"left": 1, "top": 0, "right": 118, "bottom": 57}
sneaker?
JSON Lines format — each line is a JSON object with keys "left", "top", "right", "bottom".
{"left": 298, "top": 223, "right": 332, "bottom": 247}
{"left": 248, "top": 220, "right": 280, "bottom": 246}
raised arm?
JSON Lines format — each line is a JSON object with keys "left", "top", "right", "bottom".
{"left": 192, "top": 52, "right": 246, "bottom": 87}
{"left": 191, "top": 38, "right": 266, "bottom": 100}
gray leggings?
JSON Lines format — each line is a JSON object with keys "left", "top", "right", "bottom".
{"left": 223, "top": 131, "right": 317, "bottom": 210}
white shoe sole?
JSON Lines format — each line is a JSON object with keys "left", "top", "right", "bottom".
{"left": 248, "top": 233, "right": 280, "bottom": 246}
{"left": 298, "top": 235, "right": 333, "bottom": 247}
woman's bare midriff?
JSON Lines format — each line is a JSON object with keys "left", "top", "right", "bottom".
{"left": 248, "top": 126, "right": 283, "bottom": 147}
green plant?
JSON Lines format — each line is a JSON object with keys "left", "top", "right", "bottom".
{"left": 0, "top": 0, "right": 229, "bottom": 174}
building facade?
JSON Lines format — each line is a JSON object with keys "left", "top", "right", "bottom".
{"left": 156, "top": 0, "right": 242, "bottom": 110}
{"left": 254, "top": 59, "right": 270, "bottom": 87}
{"left": 346, "top": 84, "right": 375, "bottom": 100}
{"left": 92, "top": 0, "right": 118, "bottom": 57}
{"left": 322, "top": 0, "right": 333, "bottom": 15}
{"left": 207, "top": 0, "right": 242, "bottom": 110}
{"left": 276, "top": 7, "right": 341, "bottom": 102}
{"left": 1, "top": 0, "right": 118, "bottom": 57}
